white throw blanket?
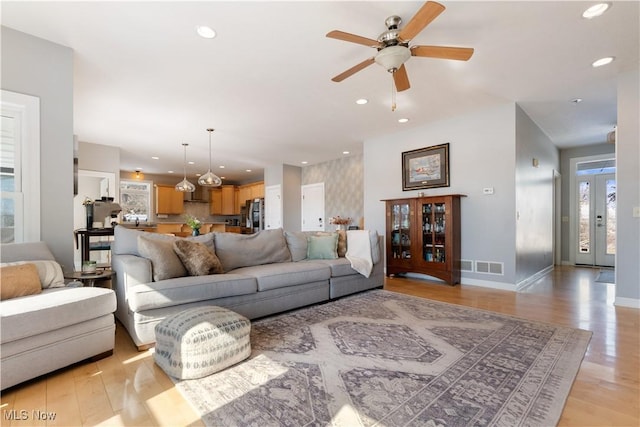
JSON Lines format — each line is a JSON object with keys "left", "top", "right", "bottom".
{"left": 346, "top": 230, "right": 375, "bottom": 278}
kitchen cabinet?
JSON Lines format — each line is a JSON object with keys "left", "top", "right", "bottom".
{"left": 236, "top": 181, "right": 265, "bottom": 213}
{"left": 221, "top": 185, "right": 237, "bottom": 215}
{"left": 250, "top": 182, "right": 264, "bottom": 199}
{"left": 383, "top": 194, "right": 463, "bottom": 285}
{"left": 209, "top": 188, "right": 223, "bottom": 215}
{"left": 210, "top": 185, "right": 237, "bottom": 215}
{"left": 156, "top": 185, "right": 184, "bottom": 215}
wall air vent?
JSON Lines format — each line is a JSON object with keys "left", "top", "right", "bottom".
{"left": 460, "top": 260, "right": 474, "bottom": 272}
{"left": 475, "top": 261, "right": 504, "bottom": 275}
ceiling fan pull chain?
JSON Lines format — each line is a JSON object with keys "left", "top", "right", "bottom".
{"left": 391, "top": 74, "right": 397, "bottom": 112}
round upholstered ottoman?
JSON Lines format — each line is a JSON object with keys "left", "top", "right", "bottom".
{"left": 154, "top": 306, "right": 251, "bottom": 380}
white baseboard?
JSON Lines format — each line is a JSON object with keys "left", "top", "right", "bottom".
{"left": 614, "top": 297, "right": 640, "bottom": 309}
{"left": 461, "top": 278, "right": 516, "bottom": 292}
{"left": 516, "top": 265, "right": 554, "bottom": 291}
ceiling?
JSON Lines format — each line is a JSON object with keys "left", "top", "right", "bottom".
{"left": 2, "top": 1, "right": 638, "bottom": 183}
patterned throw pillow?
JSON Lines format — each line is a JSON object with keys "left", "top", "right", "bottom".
{"left": 0, "top": 263, "right": 42, "bottom": 300}
{"left": 173, "top": 239, "right": 224, "bottom": 276}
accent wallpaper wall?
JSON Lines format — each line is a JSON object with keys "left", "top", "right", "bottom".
{"left": 302, "top": 154, "right": 364, "bottom": 229}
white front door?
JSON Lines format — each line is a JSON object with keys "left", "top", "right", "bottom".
{"left": 575, "top": 173, "right": 615, "bottom": 267}
{"left": 301, "top": 183, "right": 324, "bottom": 231}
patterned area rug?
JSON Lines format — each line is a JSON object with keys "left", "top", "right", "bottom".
{"left": 174, "top": 290, "right": 591, "bottom": 426}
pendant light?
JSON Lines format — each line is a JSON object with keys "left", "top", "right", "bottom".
{"left": 198, "top": 128, "right": 222, "bottom": 187}
{"left": 175, "top": 143, "right": 196, "bottom": 192}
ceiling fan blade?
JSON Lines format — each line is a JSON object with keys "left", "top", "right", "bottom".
{"left": 411, "top": 45, "right": 474, "bottom": 61}
{"left": 326, "top": 30, "right": 380, "bottom": 48}
{"left": 393, "top": 64, "right": 410, "bottom": 92}
{"left": 331, "top": 58, "right": 376, "bottom": 82}
{"left": 398, "top": 1, "right": 446, "bottom": 42}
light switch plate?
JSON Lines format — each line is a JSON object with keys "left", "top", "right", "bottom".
{"left": 633, "top": 207, "right": 640, "bottom": 218}
{"left": 483, "top": 187, "right": 494, "bottom": 195}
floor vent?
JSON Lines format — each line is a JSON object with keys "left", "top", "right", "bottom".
{"left": 475, "top": 261, "right": 504, "bottom": 275}
{"left": 460, "top": 260, "right": 474, "bottom": 272}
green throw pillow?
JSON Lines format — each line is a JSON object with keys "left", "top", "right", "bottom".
{"left": 307, "top": 234, "right": 338, "bottom": 260}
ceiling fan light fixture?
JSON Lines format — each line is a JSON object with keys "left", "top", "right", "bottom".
{"left": 374, "top": 45, "right": 411, "bottom": 72}
{"left": 198, "top": 128, "right": 222, "bottom": 187}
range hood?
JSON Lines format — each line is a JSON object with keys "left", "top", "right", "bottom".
{"left": 184, "top": 185, "right": 208, "bottom": 203}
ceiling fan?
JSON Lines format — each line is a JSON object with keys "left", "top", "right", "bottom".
{"left": 326, "top": 1, "right": 474, "bottom": 106}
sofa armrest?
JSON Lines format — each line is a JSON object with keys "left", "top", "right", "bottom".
{"left": 112, "top": 254, "right": 152, "bottom": 293}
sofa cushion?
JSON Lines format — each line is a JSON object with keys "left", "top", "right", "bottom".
{"left": 230, "top": 262, "right": 331, "bottom": 292}
{"left": 307, "top": 234, "right": 338, "bottom": 260}
{"left": 0, "top": 264, "right": 42, "bottom": 300}
{"left": 127, "top": 274, "right": 258, "bottom": 312}
{"left": 284, "top": 231, "right": 308, "bottom": 262}
{"left": 138, "top": 236, "right": 187, "bottom": 281}
{"left": 0, "top": 287, "right": 116, "bottom": 343}
{"left": 302, "top": 258, "right": 357, "bottom": 278}
{"left": 113, "top": 225, "right": 214, "bottom": 256}
{"left": 214, "top": 229, "right": 291, "bottom": 272}
{"left": 0, "top": 241, "right": 56, "bottom": 263}
{"left": 173, "top": 239, "right": 224, "bottom": 276}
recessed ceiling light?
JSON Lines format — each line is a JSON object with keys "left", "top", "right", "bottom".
{"left": 220, "top": 176, "right": 226, "bottom": 180}
{"left": 196, "top": 25, "right": 216, "bottom": 39}
{"left": 151, "top": 156, "right": 159, "bottom": 160}
{"left": 582, "top": 3, "right": 610, "bottom": 19}
{"left": 219, "top": 165, "right": 225, "bottom": 169}
{"left": 246, "top": 169, "right": 252, "bottom": 172}
{"left": 187, "top": 161, "right": 195, "bottom": 165}
{"left": 571, "top": 98, "right": 583, "bottom": 104}
{"left": 355, "top": 98, "right": 368, "bottom": 105}
{"left": 398, "top": 118, "right": 409, "bottom": 123}
{"left": 343, "top": 151, "right": 350, "bottom": 155}
{"left": 592, "top": 56, "right": 614, "bottom": 67}
{"left": 168, "top": 170, "right": 174, "bottom": 174}
{"left": 301, "top": 161, "right": 308, "bottom": 165}
{"left": 195, "top": 173, "right": 201, "bottom": 177}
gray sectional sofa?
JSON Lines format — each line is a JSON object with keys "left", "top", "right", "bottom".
{"left": 112, "top": 226, "right": 383, "bottom": 349}
{"left": 0, "top": 242, "right": 116, "bottom": 390}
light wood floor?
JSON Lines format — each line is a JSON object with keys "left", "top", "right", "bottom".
{"left": 1, "top": 266, "right": 638, "bottom": 426}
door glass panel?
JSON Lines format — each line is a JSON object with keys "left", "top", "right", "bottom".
{"left": 391, "top": 203, "right": 411, "bottom": 260}
{"left": 606, "top": 179, "right": 616, "bottom": 255}
{"left": 421, "top": 202, "right": 445, "bottom": 263}
{"left": 422, "top": 203, "right": 433, "bottom": 262}
{"left": 579, "top": 181, "right": 590, "bottom": 253}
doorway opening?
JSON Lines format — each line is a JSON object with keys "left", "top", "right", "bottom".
{"left": 574, "top": 158, "right": 616, "bottom": 268}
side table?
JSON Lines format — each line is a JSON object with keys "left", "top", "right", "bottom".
{"left": 65, "top": 270, "right": 115, "bottom": 288}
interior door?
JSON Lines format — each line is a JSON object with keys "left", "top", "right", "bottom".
{"left": 264, "top": 184, "right": 281, "bottom": 230}
{"left": 301, "top": 183, "right": 324, "bottom": 231}
{"left": 575, "top": 173, "right": 615, "bottom": 267}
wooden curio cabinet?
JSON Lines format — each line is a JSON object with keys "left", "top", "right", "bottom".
{"left": 383, "top": 194, "right": 464, "bottom": 285}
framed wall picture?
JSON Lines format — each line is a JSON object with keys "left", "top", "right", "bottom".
{"left": 402, "top": 143, "right": 450, "bottom": 191}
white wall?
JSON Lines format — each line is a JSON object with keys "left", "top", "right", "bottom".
{"left": 615, "top": 67, "right": 640, "bottom": 307}
{"left": 1, "top": 27, "right": 74, "bottom": 270}
{"left": 514, "top": 105, "right": 560, "bottom": 286}
{"left": 364, "top": 103, "right": 518, "bottom": 288}
{"left": 264, "top": 163, "right": 301, "bottom": 231}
